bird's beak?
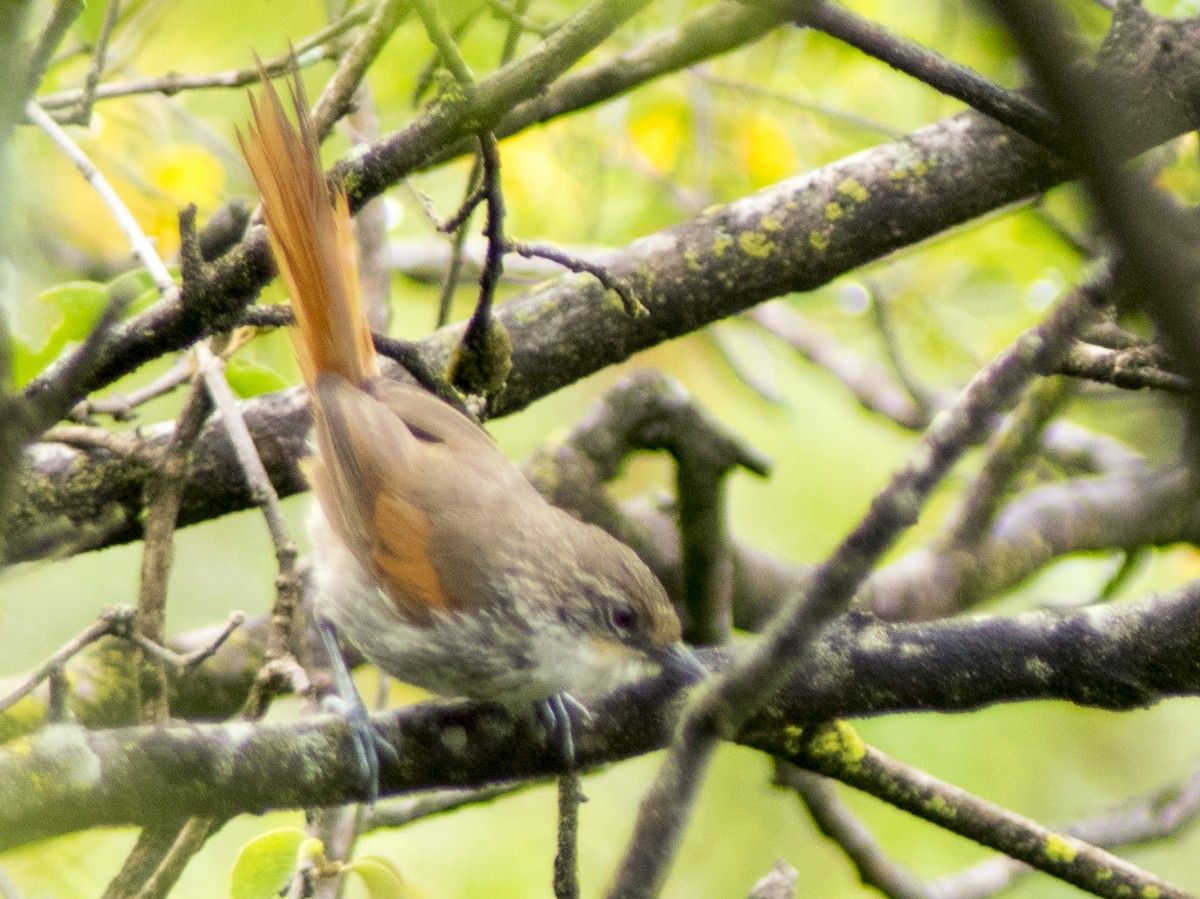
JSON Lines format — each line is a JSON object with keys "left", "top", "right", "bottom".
{"left": 652, "top": 643, "right": 707, "bottom": 684}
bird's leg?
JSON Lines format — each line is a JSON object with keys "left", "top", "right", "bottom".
{"left": 316, "top": 617, "right": 398, "bottom": 803}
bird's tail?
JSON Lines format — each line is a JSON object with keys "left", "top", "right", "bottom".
{"left": 238, "top": 61, "right": 376, "bottom": 388}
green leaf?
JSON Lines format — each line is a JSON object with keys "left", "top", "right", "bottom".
{"left": 230, "top": 827, "right": 316, "bottom": 899}
{"left": 11, "top": 332, "right": 50, "bottom": 388}
{"left": 10, "top": 281, "right": 108, "bottom": 385}
{"left": 224, "top": 356, "right": 290, "bottom": 398}
{"left": 346, "top": 855, "right": 410, "bottom": 899}
{"left": 37, "top": 281, "right": 109, "bottom": 343}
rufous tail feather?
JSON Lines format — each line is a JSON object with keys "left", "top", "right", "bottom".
{"left": 238, "top": 59, "right": 376, "bottom": 388}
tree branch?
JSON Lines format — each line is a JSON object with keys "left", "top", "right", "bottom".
{"left": 7, "top": 579, "right": 1200, "bottom": 850}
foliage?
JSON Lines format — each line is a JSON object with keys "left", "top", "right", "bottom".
{"left": 3, "top": 1, "right": 1200, "bottom": 898}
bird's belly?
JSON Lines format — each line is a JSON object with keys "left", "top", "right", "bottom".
{"left": 309, "top": 507, "right": 577, "bottom": 702}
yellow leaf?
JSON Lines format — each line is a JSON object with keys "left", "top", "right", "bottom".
{"left": 29, "top": 122, "right": 225, "bottom": 259}
{"left": 499, "top": 128, "right": 583, "bottom": 235}
{"left": 629, "top": 110, "right": 682, "bottom": 175}
{"left": 149, "top": 144, "right": 224, "bottom": 205}
{"left": 739, "top": 112, "right": 797, "bottom": 186}
{"left": 144, "top": 144, "right": 225, "bottom": 252}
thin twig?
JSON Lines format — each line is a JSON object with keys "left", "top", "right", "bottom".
{"left": 778, "top": 722, "right": 1191, "bottom": 899}
{"left": 194, "top": 344, "right": 295, "bottom": 575}
{"left": 386, "top": 235, "right": 570, "bottom": 284}
{"left": 25, "top": 101, "right": 175, "bottom": 296}
{"left": 1095, "top": 548, "right": 1145, "bottom": 604}
{"left": 801, "top": 0, "right": 1061, "bottom": 150}
{"left": 485, "top": 0, "right": 550, "bottom": 38}
{"left": 73, "top": 0, "right": 121, "bottom": 124}
{"left": 196, "top": 341, "right": 301, "bottom": 666}
{"left": 779, "top": 763, "right": 927, "bottom": 899}
{"left": 363, "top": 782, "right": 532, "bottom": 830}
{"left": 751, "top": 301, "right": 927, "bottom": 430}
{"left": 869, "top": 286, "right": 934, "bottom": 415}
{"left": 1057, "top": 341, "right": 1191, "bottom": 393}
{"left": 21, "top": 100, "right": 149, "bottom": 424}
{"left": 404, "top": 173, "right": 487, "bottom": 327}
{"left": 507, "top": 239, "right": 646, "bottom": 317}
{"left": 698, "top": 71, "right": 904, "bottom": 139}
{"left": 451, "top": 135, "right": 510, "bottom": 396}
{"left": 928, "top": 762, "right": 1200, "bottom": 899}
{"left": 412, "top": 0, "right": 475, "bottom": 85}
{"left": 25, "top": 0, "right": 85, "bottom": 101}
{"left": 437, "top": 172, "right": 482, "bottom": 327}
{"left": 435, "top": 182, "right": 488, "bottom": 236}
{"left": 554, "top": 772, "right": 584, "bottom": 899}
{"left": 497, "top": 0, "right": 536, "bottom": 59}
{"left": 35, "top": 8, "right": 370, "bottom": 112}
{"left": 136, "top": 373, "right": 211, "bottom": 723}
{"left": 101, "top": 818, "right": 223, "bottom": 899}
{"left": 41, "top": 424, "right": 148, "bottom": 457}
{"left": 129, "top": 818, "right": 221, "bottom": 899}
{"left": 943, "top": 376, "right": 1073, "bottom": 548}
{"left": 0, "top": 606, "right": 135, "bottom": 715}
{"left": 709, "top": 324, "right": 785, "bottom": 405}
{"left": 69, "top": 355, "right": 195, "bottom": 423}
{"left": 129, "top": 612, "right": 246, "bottom": 670}
{"left": 311, "top": 0, "right": 410, "bottom": 142}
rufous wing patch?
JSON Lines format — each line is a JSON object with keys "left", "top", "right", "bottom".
{"left": 371, "top": 492, "right": 455, "bottom": 621}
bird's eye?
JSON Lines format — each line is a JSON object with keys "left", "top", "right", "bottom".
{"left": 609, "top": 601, "right": 638, "bottom": 633}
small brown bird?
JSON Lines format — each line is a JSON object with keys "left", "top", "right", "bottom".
{"left": 238, "top": 66, "right": 700, "bottom": 796}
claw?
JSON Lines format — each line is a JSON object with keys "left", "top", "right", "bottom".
{"left": 537, "top": 693, "right": 585, "bottom": 768}
{"left": 317, "top": 618, "right": 396, "bottom": 803}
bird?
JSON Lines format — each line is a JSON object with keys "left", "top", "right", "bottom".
{"left": 238, "top": 63, "right": 702, "bottom": 799}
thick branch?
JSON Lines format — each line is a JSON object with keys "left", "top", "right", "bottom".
{"left": 5, "top": 581, "right": 1200, "bottom": 849}
{"left": 8, "top": 14, "right": 1200, "bottom": 562}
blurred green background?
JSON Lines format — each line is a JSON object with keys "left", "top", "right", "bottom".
{"left": 5, "top": 0, "right": 1200, "bottom": 895}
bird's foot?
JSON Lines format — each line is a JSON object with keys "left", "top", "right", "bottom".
{"left": 537, "top": 693, "right": 591, "bottom": 769}
{"left": 317, "top": 618, "right": 398, "bottom": 804}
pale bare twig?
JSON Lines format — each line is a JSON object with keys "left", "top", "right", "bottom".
{"left": 69, "top": 355, "right": 195, "bottom": 423}
{"left": 35, "top": 7, "right": 370, "bottom": 113}
{"left": 0, "top": 606, "right": 136, "bottom": 715}
{"left": 311, "top": 0, "right": 410, "bottom": 142}
{"left": 73, "top": 0, "right": 121, "bottom": 124}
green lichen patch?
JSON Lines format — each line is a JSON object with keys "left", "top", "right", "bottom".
{"left": 782, "top": 724, "right": 806, "bottom": 755}
{"left": 922, "top": 794, "right": 956, "bottom": 820}
{"left": 807, "top": 720, "right": 866, "bottom": 770}
{"left": 836, "top": 177, "right": 868, "bottom": 203}
{"left": 449, "top": 319, "right": 512, "bottom": 397}
{"left": 738, "top": 231, "right": 776, "bottom": 259}
{"left": 1043, "top": 834, "right": 1077, "bottom": 864}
